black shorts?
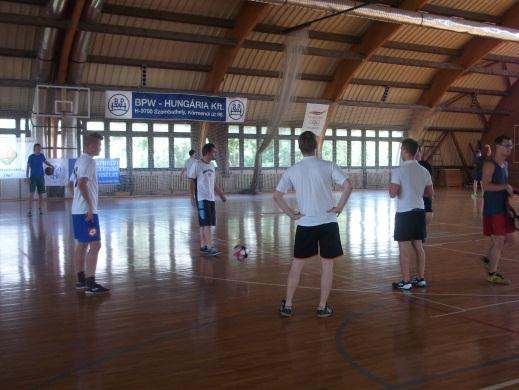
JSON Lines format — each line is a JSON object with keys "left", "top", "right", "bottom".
{"left": 423, "top": 197, "right": 433, "bottom": 213}
{"left": 29, "top": 176, "right": 46, "bottom": 194}
{"left": 294, "top": 222, "right": 343, "bottom": 259}
{"left": 198, "top": 200, "right": 216, "bottom": 227}
{"left": 394, "top": 209, "right": 426, "bottom": 242}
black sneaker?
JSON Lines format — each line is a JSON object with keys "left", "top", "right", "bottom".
{"left": 75, "top": 281, "right": 87, "bottom": 290}
{"left": 279, "top": 299, "right": 293, "bottom": 317}
{"left": 38, "top": 208, "right": 43, "bottom": 215}
{"left": 206, "top": 247, "right": 221, "bottom": 256}
{"left": 392, "top": 280, "right": 412, "bottom": 290}
{"left": 27, "top": 210, "right": 32, "bottom": 217}
{"left": 85, "top": 283, "right": 110, "bottom": 295}
{"left": 411, "top": 277, "right": 427, "bottom": 288}
{"left": 316, "top": 305, "right": 333, "bottom": 318}
{"left": 200, "top": 246, "right": 209, "bottom": 253}
{"left": 481, "top": 256, "right": 490, "bottom": 269}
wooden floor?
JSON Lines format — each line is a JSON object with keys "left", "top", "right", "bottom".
{"left": 1, "top": 189, "right": 519, "bottom": 389}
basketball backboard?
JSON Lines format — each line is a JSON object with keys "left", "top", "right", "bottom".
{"left": 33, "top": 84, "right": 91, "bottom": 121}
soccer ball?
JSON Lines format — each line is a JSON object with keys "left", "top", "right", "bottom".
{"left": 233, "top": 245, "right": 250, "bottom": 261}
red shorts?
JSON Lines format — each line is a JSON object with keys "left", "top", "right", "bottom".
{"left": 483, "top": 213, "right": 516, "bottom": 236}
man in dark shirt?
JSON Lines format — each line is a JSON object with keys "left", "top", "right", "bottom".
{"left": 416, "top": 147, "right": 434, "bottom": 225}
{"left": 481, "top": 136, "right": 518, "bottom": 285}
{"left": 26, "top": 143, "right": 54, "bottom": 216}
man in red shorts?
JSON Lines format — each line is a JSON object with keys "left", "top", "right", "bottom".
{"left": 481, "top": 135, "right": 518, "bottom": 285}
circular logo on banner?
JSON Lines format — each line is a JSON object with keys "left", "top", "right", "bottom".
{"left": 108, "top": 94, "right": 130, "bottom": 116}
{"left": 228, "top": 100, "right": 245, "bottom": 121}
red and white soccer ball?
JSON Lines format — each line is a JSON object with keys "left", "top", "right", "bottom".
{"left": 233, "top": 245, "right": 250, "bottom": 261}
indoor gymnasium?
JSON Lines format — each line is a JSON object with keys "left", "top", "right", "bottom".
{"left": 1, "top": 0, "right": 519, "bottom": 388}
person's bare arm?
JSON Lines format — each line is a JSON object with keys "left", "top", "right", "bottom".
{"left": 26, "top": 163, "right": 30, "bottom": 182}
{"left": 77, "top": 177, "right": 94, "bottom": 221}
{"left": 328, "top": 179, "right": 353, "bottom": 215}
{"left": 215, "top": 185, "right": 226, "bottom": 202}
{"left": 189, "top": 180, "right": 196, "bottom": 206}
{"left": 424, "top": 184, "right": 434, "bottom": 198}
{"left": 389, "top": 183, "right": 400, "bottom": 198}
{"left": 273, "top": 191, "right": 303, "bottom": 220}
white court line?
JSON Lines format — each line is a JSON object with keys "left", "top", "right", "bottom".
{"left": 424, "top": 245, "right": 519, "bottom": 263}
{"left": 480, "top": 378, "right": 519, "bottom": 390}
{"left": 408, "top": 293, "right": 465, "bottom": 312}
{"left": 427, "top": 238, "right": 487, "bottom": 247}
{"left": 432, "top": 298, "right": 519, "bottom": 318}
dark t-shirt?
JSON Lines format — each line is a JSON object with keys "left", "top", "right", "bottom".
{"left": 28, "top": 153, "right": 46, "bottom": 177}
{"left": 418, "top": 160, "right": 432, "bottom": 175}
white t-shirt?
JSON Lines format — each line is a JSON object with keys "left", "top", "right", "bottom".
{"left": 185, "top": 157, "right": 197, "bottom": 173}
{"left": 188, "top": 159, "right": 216, "bottom": 201}
{"left": 391, "top": 159, "right": 432, "bottom": 213}
{"left": 71, "top": 154, "right": 99, "bottom": 214}
{"left": 276, "top": 156, "right": 348, "bottom": 226}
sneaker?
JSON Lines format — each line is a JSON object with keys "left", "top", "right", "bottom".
{"left": 471, "top": 193, "right": 477, "bottom": 200}
{"left": 27, "top": 210, "right": 32, "bottom": 217}
{"left": 75, "top": 281, "right": 87, "bottom": 290}
{"left": 85, "top": 283, "right": 110, "bottom": 295}
{"left": 411, "top": 277, "right": 427, "bottom": 288}
{"left": 481, "top": 256, "right": 490, "bottom": 269}
{"left": 38, "top": 208, "right": 43, "bottom": 215}
{"left": 316, "top": 305, "right": 333, "bottom": 318}
{"left": 279, "top": 299, "right": 293, "bottom": 317}
{"left": 487, "top": 273, "right": 510, "bottom": 285}
{"left": 200, "top": 246, "right": 209, "bottom": 253}
{"left": 392, "top": 280, "right": 412, "bottom": 290}
{"left": 206, "top": 247, "right": 221, "bottom": 256}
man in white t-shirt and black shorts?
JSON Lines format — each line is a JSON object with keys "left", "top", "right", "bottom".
{"left": 188, "top": 143, "right": 227, "bottom": 256}
{"left": 70, "top": 132, "right": 110, "bottom": 295}
{"left": 274, "top": 131, "right": 353, "bottom": 318}
{"left": 389, "top": 138, "right": 434, "bottom": 290}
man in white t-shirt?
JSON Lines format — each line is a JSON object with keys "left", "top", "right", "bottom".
{"left": 181, "top": 150, "right": 198, "bottom": 206}
{"left": 274, "top": 131, "right": 353, "bottom": 318}
{"left": 389, "top": 138, "right": 434, "bottom": 291}
{"left": 188, "top": 143, "right": 226, "bottom": 256}
{"left": 70, "top": 132, "right": 109, "bottom": 295}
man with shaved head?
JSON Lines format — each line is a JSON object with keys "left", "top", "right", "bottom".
{"left": 70, "top": 132, "right": 110, "bottom": 295}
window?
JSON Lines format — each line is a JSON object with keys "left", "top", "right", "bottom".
{"left": 262, "top": 142, "right": 275, "bottom": 168}
{"left": 278, "top": 140, "right": 291, "bottom": 167}
{"left": 243, "top": 126, "right": 256, "bottom": 135}
{"left": 110, "top": 136, "right": 127, "bottom": 169}
{"left": 392, "top": 141, "right": 401, "bottom": 166}
{"left": 174, "top": 124, "right": 191, "bottom": 133}
{"left": 228, "top": 138, "right": 240, "bottom": 167}
{"left": 336, "top": 129, "right": 347, "bottom": 137}
{"left": 132, "top": 137, "right": 149, "bottom": 168}
{"left": 174, "top": 138, "right": 191, "bottom": 168}
{"left": 110, "top": 122, "right": 126, "bottom": 132}
{"left": 336, "top": 140, "right": 348, "bottom": 166}
{"left": 294, "top": 128, "right": 302, "bottom": 136}
{"left": 366, "top": 130, "right": 376, "bottom": 138}
{"left": 228, "top": 125, "right": 240, "bottom": 134}
{"left": 392, "top": 131, "right": 403, "bottom": 138}
{"left": 20, "top": 118, "right": 27, "bottom": 131}
{"left": 294, "top": 141, "right": 303, "bottom": 163}
{"left": 153, "top": 138, "right": 169, "bottom": 168}
{"left": 153, "top": 123, "right": 169, "bottom": 133}
{"left": 132, "top": 122, "right": 148, "bottom": 132}
{"left": 379, "top": 130, "right": 389, "bottom": 138}
{"left": 279, "top": 127, "right": 291, "bottom": 136}
{"left": 322, "top": 140, "right": 333, "bottom": 161}
{"left": 351, "top": 140, "right": 362, "bottom": 167}
{"left": 379, "top": 141, "right": 389, "bottom": 166}
{"left": 326, "top": 128, "right": 333, "bottom": 136}
{"left": 366, "top": 141, "right": 376, "bottom": 167}
{"left": 87, "top": 121, "right": 104, "bottom": 131}
{"left": 243, "top": 139, "right": 257, "bottom": 167}
{"left": 351, "top": 130, "right": 362, "bottom": 137}
{"left": 0, "top": 118, "right": 16, "bottom": 129}
{"left": 261, "top": 127, "right": 268, "bottom": 135}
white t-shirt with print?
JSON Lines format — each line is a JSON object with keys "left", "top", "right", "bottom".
{"left": 276, "top": 156, "right": 348, "bottom": 227}
{"left": 71, "top": 154, "right": 99, "bottom": 214}
{"left": 188, "top": 159, "right": 216, "bottom": 201}
{"left": 391, "top": 159, "right": 432, "bottom": 213}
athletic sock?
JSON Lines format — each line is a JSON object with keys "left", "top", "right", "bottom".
{"left": 77, "top": 271, "right": 86, "bottom": 283}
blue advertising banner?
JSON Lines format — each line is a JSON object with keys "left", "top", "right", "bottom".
{"left": 105, "top": 91, "right": 247, "bottom": 123}
{"left": 68, "top": 158, "right": 120, "bottom": 185}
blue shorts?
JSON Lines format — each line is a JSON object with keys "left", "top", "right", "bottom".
{"left": 72, "top": 214, "right": 101, "bottom": 243}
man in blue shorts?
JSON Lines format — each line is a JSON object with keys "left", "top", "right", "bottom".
{"left": 26, "top": 143, "right": 54, "bottom": 216}
{"left": 70, "top": 132, "right": 110, "bottom": 295}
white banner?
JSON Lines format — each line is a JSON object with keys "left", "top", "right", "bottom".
{"left": 45, "top": 158, "right": 69, "bottom": 186}
{"left": 0, "top": 136, "right": 33, "bottom": 179}
{"left": 302, "top": 103, "right": 329, "bottom": 135}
